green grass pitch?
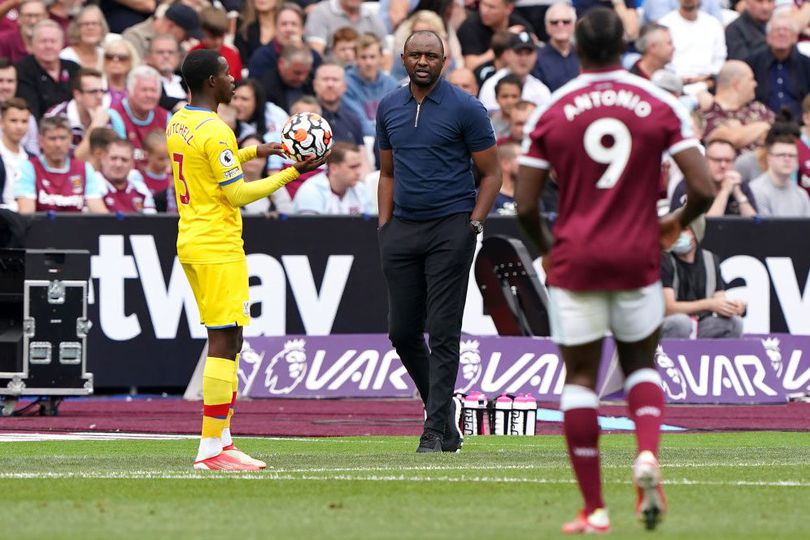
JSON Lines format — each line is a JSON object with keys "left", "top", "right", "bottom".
{"left": 0, "top": 432, "right": 808, "bottom": 539}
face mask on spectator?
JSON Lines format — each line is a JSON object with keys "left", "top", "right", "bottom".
{"left": 670, "top": 232, "right": 693, "bottom": 255}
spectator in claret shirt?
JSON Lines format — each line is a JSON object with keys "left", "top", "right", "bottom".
{"left": 15, "top": 115, "right": 106, "bottom": 214}
{"left": 629, "top": 23, "right": 673, "bottom": 80}
{"left": 98, "top": 138, "right": 156, "bottom": 215}
{"left": 0, "top": 0, "right": 48, "bottom": 64}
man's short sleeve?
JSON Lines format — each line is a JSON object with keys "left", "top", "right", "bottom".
{"left": 203, "top": 129, "right": 245, "bottom": 186}
{"left": 461, "top": 97, "right": 496, "bottom": 153}
{"left": 376, "top": 98, "right": 391, "bottom": 151}
{"left": 109, "top": 110, "right": 126, "bottom": 138}
{"left": 14, "top": 160, "right": 35, "bottom": 199}
{"left": 660, "top": 253, "right": 675, "bottom": 289}
{"left": 303, "top": 5, "right": 329, "bottom": 47}
{"left": 84, "top": 163, "right": 104, "bottom": 198}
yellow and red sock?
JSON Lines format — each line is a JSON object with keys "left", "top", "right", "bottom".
{"left": 222, "top": 354, "right": 239, "bottom": 449}
{"left": 197, "top": 356, "right": 234, "bottom": 461}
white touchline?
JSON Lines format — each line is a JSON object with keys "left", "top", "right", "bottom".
{"left": 0, "top": 471, "right": 807, "bottom": 487}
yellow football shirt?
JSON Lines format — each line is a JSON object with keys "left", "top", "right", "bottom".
{"left": 167, "top": 106, "right": 248, "bottom": 264}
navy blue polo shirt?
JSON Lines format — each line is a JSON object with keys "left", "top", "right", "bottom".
{"left": 376, "top": 78, "right": 495, "bottom": 221}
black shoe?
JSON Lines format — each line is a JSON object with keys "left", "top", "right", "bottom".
{"left": 442, "top": 396, "right": 464, "bottom": 453}
{"left": 416, "top": 429, "right": 443, "bottom": 453}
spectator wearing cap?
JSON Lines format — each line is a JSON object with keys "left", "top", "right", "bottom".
{"left": 531, "top": 2, "right": 579, "bottom": 92}
{"left": 122, "top": 3, "right": 203, "bottom": 60}
{"left": 101, "top": 0, "right": 154, "bottom": 35}
{"left": 725, "top": 0, "right": 775, "bottom": 61}
{"left": 471, "top": 30, "right": 513, "bottom": 89}
{"left": 457, "top": 0, "right": 535, "bottom": 71}
{"left": 650, "top": 68, "right": 710, "bottom": 113}
{"left": 15, "top": 19, "right": 80, "bottom": 119}
{"left": 661, "top": 217, "right": 746, "bottom": 339}
{"left": 304, "top": 0, "right": 389, "bottom": 60}
{"left": 745, "top": 11, "right": 810, "bottom": 120}
{"left": 190, "top": 6, "right": 243, "bottom": 82}
{"left": 478, "top": 32, "right": 550, "bottom": 114}
{"left": 630, "top": 23, "right": 673, "bottom": 80}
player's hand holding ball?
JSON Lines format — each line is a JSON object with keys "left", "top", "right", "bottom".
{"left": 293, "top": 152, "right": 331, "bottom": 173}
{"left": 280, "top": 112, "right": 334, "bottom": 162}
{"left": 256, "top": 142, "right": 285, "bottom": 158}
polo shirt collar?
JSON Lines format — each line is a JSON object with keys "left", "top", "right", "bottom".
{"left": 401, "top": 77, "right": 447, "bottom": 105}
{"left": 329, "top": 0, "right": 347, "bottom": 16}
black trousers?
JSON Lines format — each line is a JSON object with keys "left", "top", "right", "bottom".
{"left": 379, "top": 213, "right": 477, "bottom": 434}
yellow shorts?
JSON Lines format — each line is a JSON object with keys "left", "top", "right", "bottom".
{"left": 182, "top": 259, "right": 250, "bottom": 329}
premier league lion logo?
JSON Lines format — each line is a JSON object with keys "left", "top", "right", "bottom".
{"left": 455, "top": 340, "right": 483, "bottom": 393}
{"left": 264, "top": 339, "right": 308, "bottom": 395}
{"left": 655, "top": 345, "right": 687, "bottom": 401}
{"left": 761, "top": 337, "right": 783, "bottom": 377}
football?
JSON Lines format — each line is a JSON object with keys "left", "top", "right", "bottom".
{"left": 280, "top": 112, "right": 333, "bottom": 162}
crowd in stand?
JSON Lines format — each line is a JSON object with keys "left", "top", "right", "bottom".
{"left": 0, "top": 0, "right": 809, "bottom": 218}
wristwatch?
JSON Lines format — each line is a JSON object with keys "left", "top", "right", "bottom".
{"left": 469, "top": 220, "right": 484, "bottom": 234}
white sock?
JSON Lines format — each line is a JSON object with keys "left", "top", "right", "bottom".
{"left": 221, "top": 428, "right": 233, "bottom": 448}
{"left": 195, "top": 437, "right": 223, "bottom": 462}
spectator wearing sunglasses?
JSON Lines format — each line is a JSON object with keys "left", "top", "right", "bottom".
{"left": 532, "top": 2, "right": 579, "bottom": 92}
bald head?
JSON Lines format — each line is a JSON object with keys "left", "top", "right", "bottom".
{"left": 447, "top": 68, "right": 478, "bottom": 96}
{"left": 716, "top": 60, "right": 753, "bottom": 89}
{"left": 715, "top": 60, "right": 757, "bottom": 104}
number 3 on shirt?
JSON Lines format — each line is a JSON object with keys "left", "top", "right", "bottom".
{"left": 583, "top": 118, "right": 632, "bottom": 189}
{"left": 172, "top": 153, "right": 190, "bottom": 205}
